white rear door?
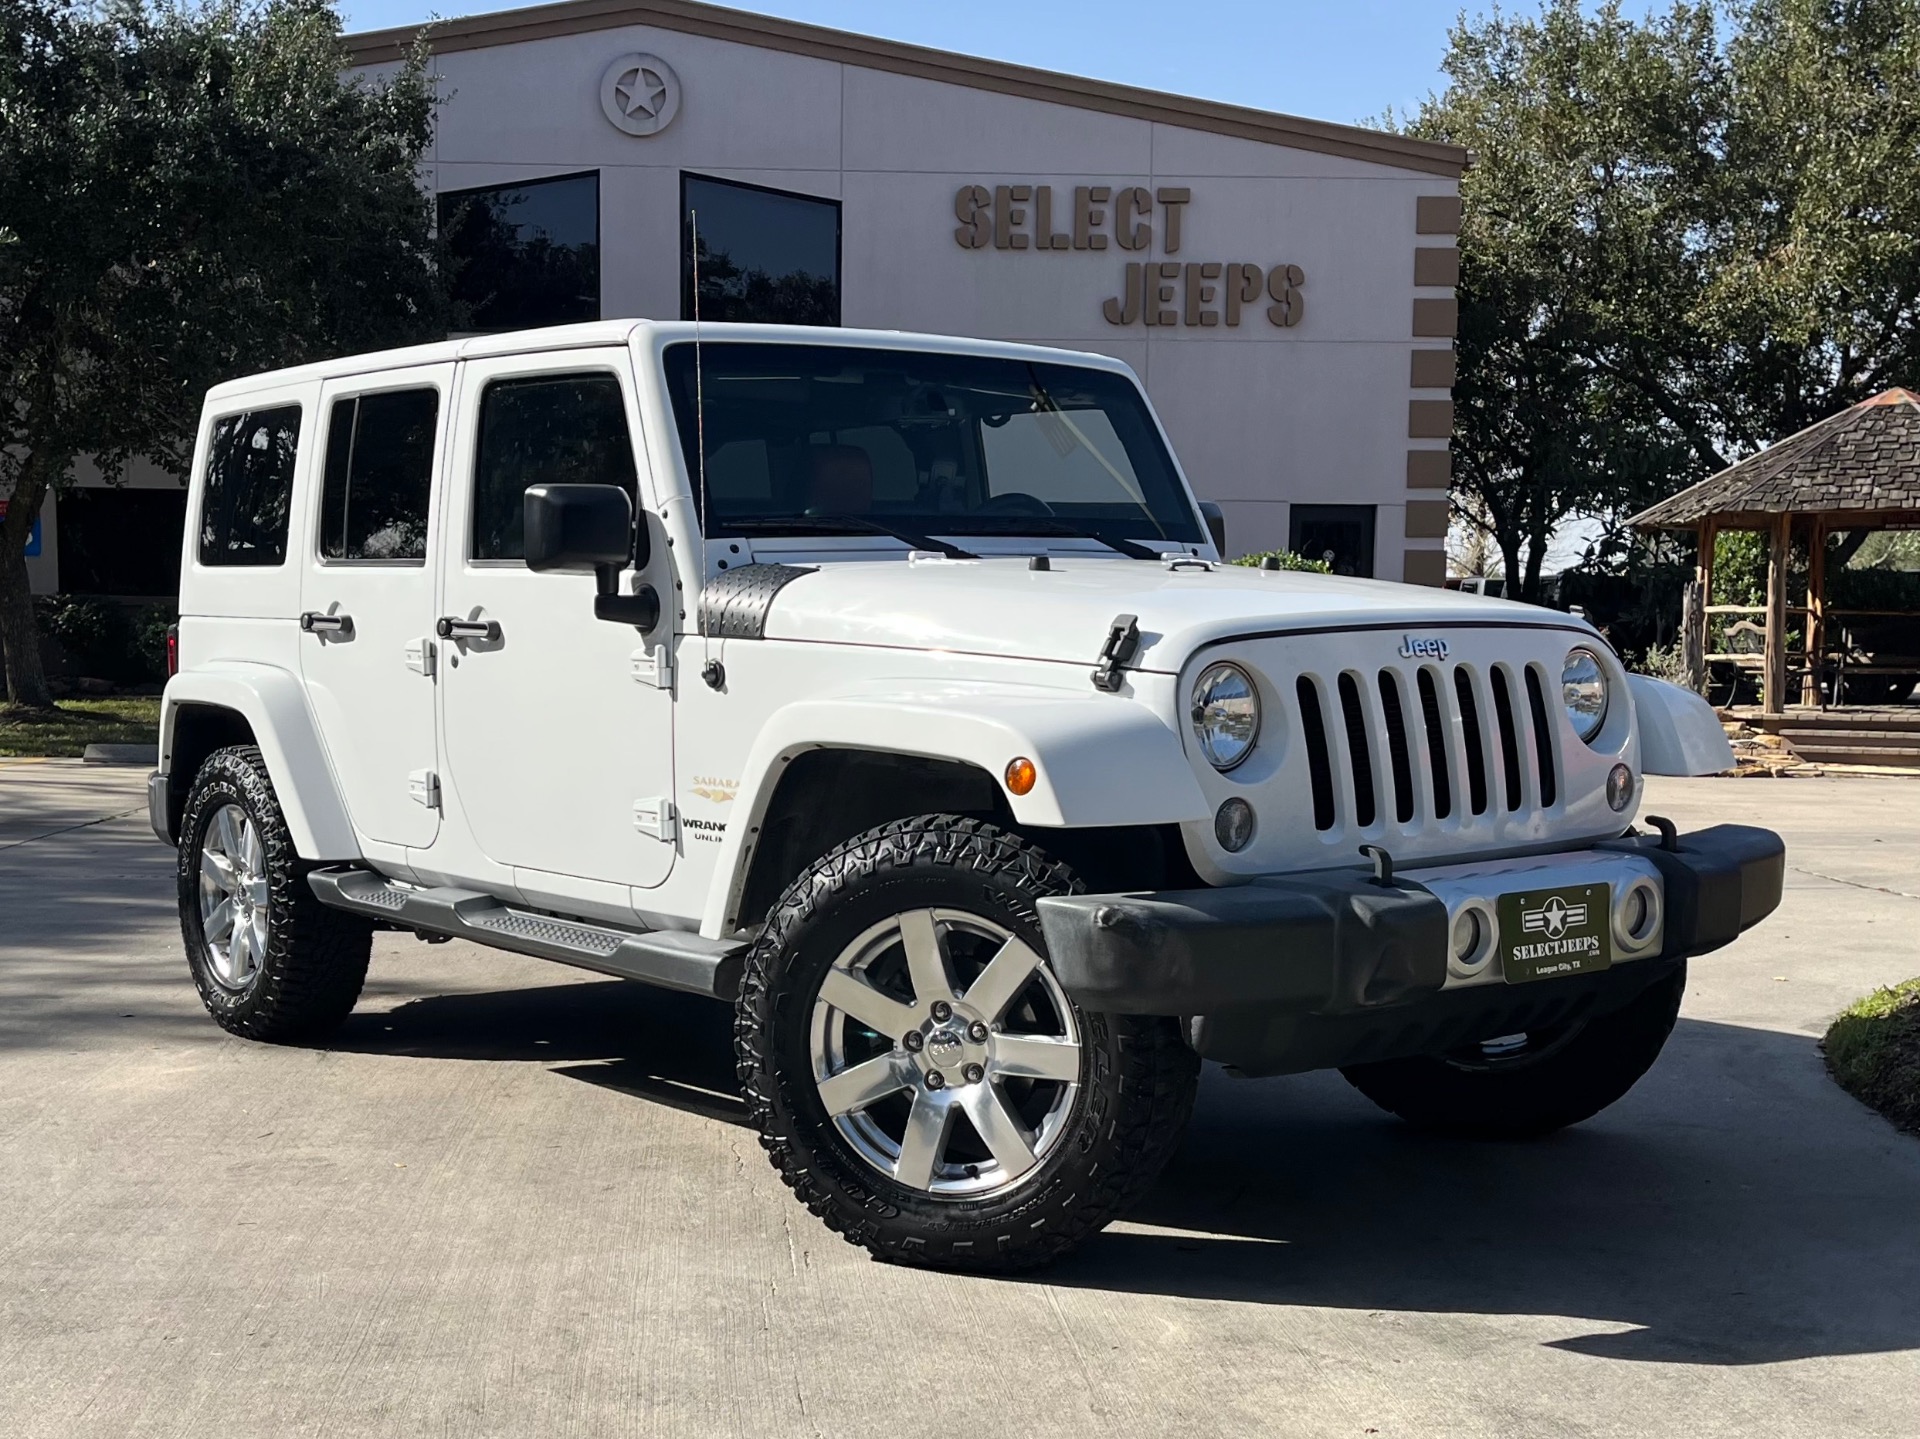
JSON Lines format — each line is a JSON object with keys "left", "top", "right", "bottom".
{"left": 297, "top": 364, "right": 452, "bottom": 851}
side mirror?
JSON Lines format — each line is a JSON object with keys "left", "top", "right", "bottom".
{"left": 1198, "top": 500, "right": 1227, "bottom": 556}
{"left": 523, "top": 483, "right": 658, "bottom": 630}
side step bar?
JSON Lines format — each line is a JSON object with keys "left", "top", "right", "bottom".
{"left": 308, "top": 867, "right": 747, "bottom": 1002}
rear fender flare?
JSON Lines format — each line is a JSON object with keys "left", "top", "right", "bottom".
{"left": 162, "top": 664, "right": 361, "bottom": 861}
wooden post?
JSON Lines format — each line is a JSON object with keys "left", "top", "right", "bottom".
{"left": 1763, "top": 511, "right": 1790, "bottom": 715}
{"left": 1682, "top": 581, "right": 1704, "bottom": 692}
{"left": 1692, "top": 519, "right": 1717, "bottom": 693}
{"left": 1803, "top": 515, "right": 1827, "bottom": 707}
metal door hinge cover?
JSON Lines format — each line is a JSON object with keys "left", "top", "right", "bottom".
{"left": 409, "top": 769, "right": 441, "bottom": 810}
{"left": 630, "top": 645, "right": 672, "bottom": 689}
{"left": 405, "top": 637, "right": 436, "bottom": 677}
{"left": 633, "top": 796, "right": 677, "bottom": 842}
{"left": 1091, "top": 613, "right": 1140, "bottom": 693}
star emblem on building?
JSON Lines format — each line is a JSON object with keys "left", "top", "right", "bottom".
{"left": 599, "top": 53, "right": 682, "bottom": 137}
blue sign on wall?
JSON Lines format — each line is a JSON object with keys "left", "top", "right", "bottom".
{"left": 0, "top": 500, "right": 42, "bottom": 557}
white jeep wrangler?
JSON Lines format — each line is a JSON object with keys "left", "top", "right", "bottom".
{"left": 154, "top": 321, "right": 1783, "bottom": 1272}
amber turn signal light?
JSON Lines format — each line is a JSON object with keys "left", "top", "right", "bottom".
{"left": 1004, "top": 757, "right": 1038, "bottom": 796}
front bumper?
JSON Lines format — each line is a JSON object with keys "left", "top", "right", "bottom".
{"left": 1036, "top": 824, "right": 1784, "bottom": 1077}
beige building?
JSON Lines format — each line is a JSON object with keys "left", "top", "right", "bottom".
{"left": 27, "top": 0, "right": 1463, "bottom": 599}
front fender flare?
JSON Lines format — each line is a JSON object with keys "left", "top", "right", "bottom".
{"left": 161, "top": 664, "right": 361, "bottom": 861}
{"left": 702, "top": 686, "right": 1210, "bottom": 937}
{"left": 1627, "top": 674, "right": 1734, "bottom": 777}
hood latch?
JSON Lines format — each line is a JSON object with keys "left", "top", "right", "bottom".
{"left": 1091, "top": 614, "right": 1141, "bottom": 693}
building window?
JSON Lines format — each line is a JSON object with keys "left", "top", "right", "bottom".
{"left": 682, "top": 173, "right": 840, "bottom": 327}
{"left": 320, "top": 389, "right": 440, "bottom": 562}
{"left": 199, "top": 406, "right": 302, "bottom": 567}
{"left": 440, "top": 172, "right": 600, "bottom": 332}
{"left": 1291, "top": 504, "right": 1376, "bottom": 578}
{"left": 470, "top": 374, "right": 637, "bottom": 561}
{"left": 55, "top": 489, "right": 189, "bottom": 597}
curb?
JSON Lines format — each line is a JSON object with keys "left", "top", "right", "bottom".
{"left": 83, "top": 743, "right": 159, "bottom": 767}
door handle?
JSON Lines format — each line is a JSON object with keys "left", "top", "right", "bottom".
{"left": 436, "top": 616, "right": 501, "bottom": 642}
{"left": 300, "top": 611, "right": 353, "bottom": 636}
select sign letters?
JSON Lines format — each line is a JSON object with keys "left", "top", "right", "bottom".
{"left": 952, "top": 183, "right": 1305, "bottom": 329}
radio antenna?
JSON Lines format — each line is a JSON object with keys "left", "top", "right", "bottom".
{"left": 691, "top": 207, "right": 711, "bottom": 654}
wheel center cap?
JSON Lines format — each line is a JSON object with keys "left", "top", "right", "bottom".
{"left": 924, "top": 1028, "right": 965, "bottom": 1068}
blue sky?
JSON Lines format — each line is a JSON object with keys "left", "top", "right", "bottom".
{"left": 336, "top": 0, "right": 1666, "bottom": 130}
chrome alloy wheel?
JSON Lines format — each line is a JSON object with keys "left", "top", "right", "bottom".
{"left": 197, "top": 803, "right": 269, "bottom": 990}
{"left": 808, "top": 908, "right": 1082, "bottom": 1199}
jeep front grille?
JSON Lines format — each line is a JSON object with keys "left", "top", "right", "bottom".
{"left": 1297, "top": 660, "right": 1561, "bottom": 833}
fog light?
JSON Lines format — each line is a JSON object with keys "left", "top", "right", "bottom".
{"left": 1607, "top": 763, "right": 1634, "bottom": 812}
{"left": 1615, "top": 879, "right": 1662, "bottom": 950}
{"left": 1214, "top": 797, "right": 1255, "bottom": 852}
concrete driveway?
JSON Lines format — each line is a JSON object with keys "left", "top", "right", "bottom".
{"left": 2, "top": 760, "right": 1917, "bottom": 1438}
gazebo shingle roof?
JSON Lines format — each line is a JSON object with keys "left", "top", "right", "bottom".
{"left": 1631, "top": 388, "right": 1920, "bottom": 528}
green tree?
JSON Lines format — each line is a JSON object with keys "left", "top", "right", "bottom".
{"left": 1406, "top": 0, "right": 1920, "bottom": 601}
{"left": 0, "top": 0, "right": 446, "bottom": 708}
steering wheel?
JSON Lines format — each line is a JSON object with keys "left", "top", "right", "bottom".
{"left": 976, "top": 492, "right": 1056, "bottom": 517}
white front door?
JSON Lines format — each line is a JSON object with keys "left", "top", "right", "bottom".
{"left": 434, "top": 350, "right": 676, "bottom": 892}
{"left": 298, "top": 364, "right": 453, "bottom": 851}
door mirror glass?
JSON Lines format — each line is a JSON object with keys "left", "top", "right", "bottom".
{"left": 523, "top": 484, "right": 636, "bottom": 572}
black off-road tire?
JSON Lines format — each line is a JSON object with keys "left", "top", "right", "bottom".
{"left": 1340, "top": 962, "right": 1688, "bottom": 1138}
{"left": 734, "top": 815, "right": 1199, "bottom": 1273}
{"left": 178, "top": 745, "right": 372, "bottom": 1041}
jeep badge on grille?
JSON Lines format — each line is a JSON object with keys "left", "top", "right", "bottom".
{"left": 1398, "top": 635, "right": 1450, "bottom": 661}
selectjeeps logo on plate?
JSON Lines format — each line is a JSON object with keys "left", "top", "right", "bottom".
{"left": 1522, "top": 894, "right": 1587, "bottom": 940}
{"left": 1398, "top": 635, "right": 1450, "bottom": 661}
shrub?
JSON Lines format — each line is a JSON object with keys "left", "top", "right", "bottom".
{"left": 1824, "top": 979, "right": 1920, "bottom": 1136}
{"left": 35, "top": 597, "right": 176, "bottom": 685}
{"left": 1229, "top": 549, "right": 1332, "bottom": 573}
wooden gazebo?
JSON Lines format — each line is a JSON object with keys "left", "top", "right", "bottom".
{"left": 1631, "top": 387, "right": 1920, "bottom": 716}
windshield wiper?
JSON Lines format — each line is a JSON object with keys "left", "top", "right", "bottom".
{"left": 959, "top": 517, "right": 1159, "bottom": 561}
{"left": 726, "top": 515, "right": 978, "bottom": 560}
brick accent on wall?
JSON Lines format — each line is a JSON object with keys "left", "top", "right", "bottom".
{"left": 1412, "top": 298, "right": 1459, "bottom": 338}
{"left": 1408, "top": 400, "right": 1454, "bottom": 438}
{"left": 1413, "top": 247, "right": 1461, "bottom": 286}
{"left": 1415, "top": 195, "right": 1463, "bottom": 234}
{"left": 1405, "top": 499, "right": 1450, "bottom": 539}
{"left": 1409, "top": 348, "right": 1455, "bottom": 388}
{"left": 1403, "top": 548, "right": 1447, "bottom": 586}
{"left": 1406, "top": 449, "right": 1451, "bottom": 488}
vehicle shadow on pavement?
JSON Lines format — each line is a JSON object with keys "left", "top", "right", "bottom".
{"left": 1040, "top": 1016, "right": 1920, "bottom": 1366}
{"left": 326, "top": 978, "right": 751, "bottom": 1126}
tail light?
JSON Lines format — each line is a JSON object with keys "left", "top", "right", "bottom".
{"left": 166, "top": 624, "right": 179, "bottom": 679}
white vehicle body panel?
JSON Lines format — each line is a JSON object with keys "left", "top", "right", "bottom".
{"left": 1627, "top": 674, "right": 1736, "bottom": 777}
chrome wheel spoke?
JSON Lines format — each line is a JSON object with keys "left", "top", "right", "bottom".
{"left": 203, "top": 897, "right": 235, "bottom": 945}
{"left": 817, "top": 1054, "right": 913, "bottom": 1117}
{"left": 227, "top": 925, "right": 251, "bottom": 984}
{"left": 246, "top": 877, "right": 270, "bottom": 910}
{"left": 961, "top": 935, "right": 1044, "bottom": 1024}
{"left": 897, "top": 909, "right": 953, "bottom": 1007}
{"left": 239, "top": 817, "right": 263, "bottom": 874}
{"left": 992, "top": 1033, "right": 1082, "bottom": 1084}
{"left": 893, "top": 1088, "right": 956, "bottom": 1190}
{"left": 961, "top": 1084, "right": 1037, "bottom": 1178}
{"left": 213, "top": 806, "right": 240, "bottom": 862}
{"left": 818, "top": 968, "right": 917, "bottom": 1042}
{"left": 200, "top": 847, "right": 238, "bottom": 893}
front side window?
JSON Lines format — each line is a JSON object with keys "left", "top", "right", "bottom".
{"left": 440, "top": 171, "right": 600, "bottom": 333}
{"left": 320, "top": 388, "right": 440, "bottom": 562}
{"left": 662, "top": 344, "right": 1201, "bottom": 545}
{"left": 682, "top": 174, "right": 840, "bottom": 327}
{"left": 471, "top": 374, "right": 637, "bottom": 561}
{"left": 199, "top": 405, "right": 302, "bottom": 567}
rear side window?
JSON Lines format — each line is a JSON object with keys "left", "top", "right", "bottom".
{"left": 319, "top": 388, "right": 440, "bottom": 562}
{"left": 471, "top": 373, "right": 637, "bottom": 560}
{"left": 198, "top": 405, "right": 302, "bottom": 566}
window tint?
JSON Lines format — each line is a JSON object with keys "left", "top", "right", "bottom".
{"left": 199, "top": 406, "right": 302, "bottom": 567}
{"left": 471, "top": 374, "right": 637, "bottom": 561}
{"left": 320, "top": 389, "right": 440, "bottom": 561}
{"left": 683, "top": 173, "right": 840, "bottom": 326}
{"left": 1290, "top": 504, "right": 1376, "bottom": 578}
{"left": 439, "top": 172, "right": 600, "bottom": 332}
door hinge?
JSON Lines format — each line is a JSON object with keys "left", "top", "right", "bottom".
{"left": 633, "top": 796, "right": 677, "bottom": 842}
{"left": 405, "top": 636, "right": 436, "bottom": 677}
{"left": 409, "top": 769, "right": 441, "bottom": 810}
{"left": 630, "top": 644, "right": 673, "bottom": 690}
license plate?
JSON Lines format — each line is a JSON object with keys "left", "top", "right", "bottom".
{"left": 1497, "top": 883, "right": 1612, "bottom": 984}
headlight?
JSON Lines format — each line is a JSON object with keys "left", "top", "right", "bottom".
{"left": 1190, "top": 662, "right": 1260, "bottom": 771}
{"left": 1562, "top": 647, "right": 1609, "bottom": 743}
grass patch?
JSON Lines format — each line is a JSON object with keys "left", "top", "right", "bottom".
{"left": 0, "top": 698, "right": 161, "bottom": 758}
{"left": 1824, "top": 979, "right": 1920, "bottom": 1136}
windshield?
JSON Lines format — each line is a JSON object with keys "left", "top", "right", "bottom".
{"left": 662, "top": 342, "right": 1202, "bottom": 545}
